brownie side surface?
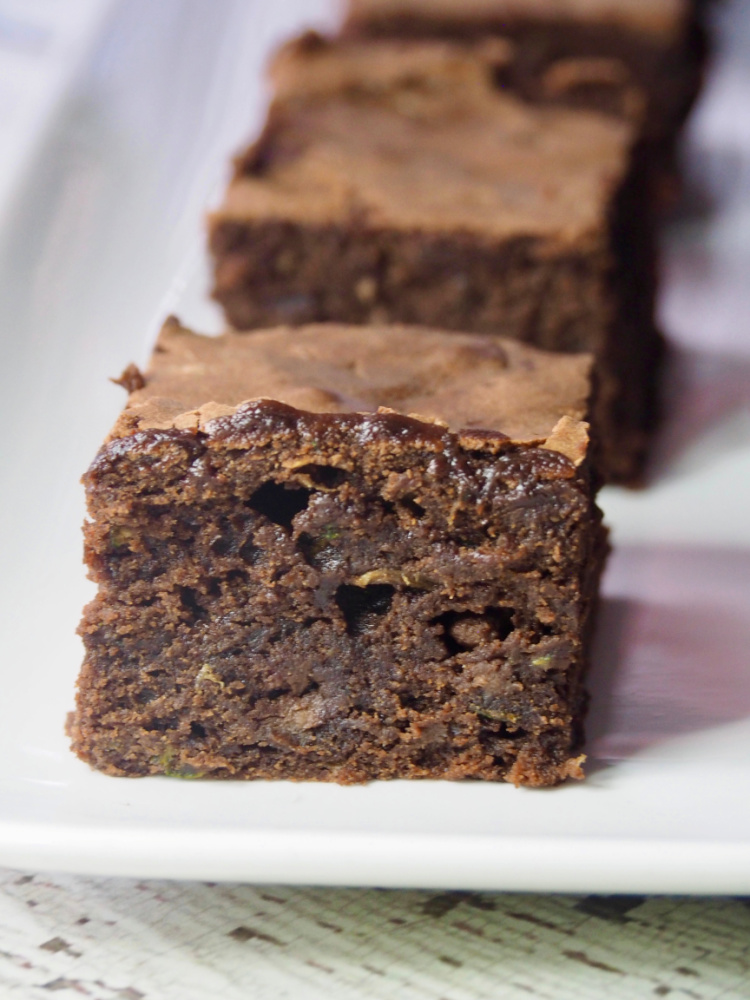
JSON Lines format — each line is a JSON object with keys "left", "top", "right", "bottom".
{"left": 211, "top": 36, "right": 632, "bottom": 338}
{"left": 70, "top": 321, "right": 606, "bottom": 787}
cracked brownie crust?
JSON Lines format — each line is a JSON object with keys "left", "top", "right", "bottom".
{"left": 344, "top": 0, "right": 706, "bottom": 148}
{"left": 70, "top": 320, "right": 606, "bottom": 786}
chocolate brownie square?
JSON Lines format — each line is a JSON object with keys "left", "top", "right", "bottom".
{"left": 70, "top": 317, "right": 607, "bottom": 787}
{"left": 344, "top": 0, "right": 706, "bottom": 154}
{"left": 209, "top": 34, "right": 661, "bottom": 484}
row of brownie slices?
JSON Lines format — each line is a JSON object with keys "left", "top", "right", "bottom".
{"left": 69, "top": 0, "right": 709, "bottom": 786}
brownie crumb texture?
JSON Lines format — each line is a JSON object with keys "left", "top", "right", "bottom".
{"left": 71, "top": 323, "right": 606, "bottom": 787}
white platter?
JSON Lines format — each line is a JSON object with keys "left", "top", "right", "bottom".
{"left": 0, "top": 0, "right": 749, "bottom": 893}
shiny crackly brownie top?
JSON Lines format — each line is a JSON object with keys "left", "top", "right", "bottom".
{"left": 111, "top": 318, "right": 593, "bottom": 464}
{"left": 345, "top": 0, "right": 689, "bottom": 38}
{"left": 214, "top": 34, "right": 632, "bottom": 245}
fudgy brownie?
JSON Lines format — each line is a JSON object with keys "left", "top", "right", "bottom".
{"left": 344, "top": 0, "right": 705, "bottom": 151}
{"left": 70, "top": 317, "right": 607, "bottom": 787}
{"left": 209, "top": 35, "right": 661, "bottom": 484}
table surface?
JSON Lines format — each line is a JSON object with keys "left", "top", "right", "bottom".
{"left": 1, "top": 0, "right": 750, "bottom": 995}
{"left": 1, "top": 871, "right": 749, "bottom": 999}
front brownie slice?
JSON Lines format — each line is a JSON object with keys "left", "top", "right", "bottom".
{"left": 71, "top": 318, "right": 606, "bottom": 787}
{"left": 344, "top": 0, "right": 706, "bottom": 151}
{"left": 209, "top": 35, "right": 661, "bottom": 484}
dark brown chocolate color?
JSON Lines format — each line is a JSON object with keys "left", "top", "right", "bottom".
{"left": 70, "top": 320, "right": 606, "bottom": 787}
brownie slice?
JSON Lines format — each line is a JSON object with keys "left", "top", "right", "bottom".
{"left": 344, "top": 0, "right": 706, "bottom": 156}
{"left": 209, "top": 35, "right": 661, "bottom": 484}
{"left": 70, "top": 317, "right": 607, "bottom": 787}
